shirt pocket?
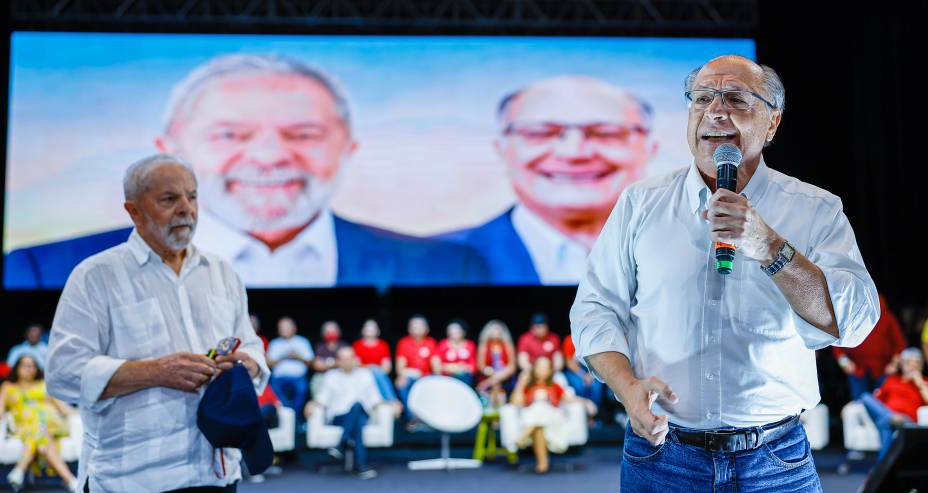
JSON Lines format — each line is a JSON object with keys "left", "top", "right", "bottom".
{"left": 110, "top": 298, "right": 171, "bottom": 360}
{"left": 207, "top": 295, "right": 238, "bottom": 339}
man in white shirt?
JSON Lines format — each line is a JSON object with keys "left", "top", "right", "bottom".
{"left": 570, "top": 55, "right": 879, "bottom": 491}
{"left": 440, "top": 75, "right": 657, "bottom": 285}
{"left": 266, "top": 316, "right": 314, "bottom": 413}
{"left": 45, "top": 154, "right": 270, "bottom": 492}
{"left": 305, "top": 346, "right": 383, "bottom": 479}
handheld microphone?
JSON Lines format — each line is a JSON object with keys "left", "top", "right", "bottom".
{"left": 712, "top": 143, "right": 742, "bottom": 275}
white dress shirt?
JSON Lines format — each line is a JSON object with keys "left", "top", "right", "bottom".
{"left": 46, "top": 230, "right": 270, "bottom": 492}
{"left": 267, "top": 335, "right": 314, "bottom": 378}
{"left": 314, "top": 367, "right": 383, "bottom": 423}
{"left": 194, "top": 208, "right": 338, "bottom": 288}
{"left": 512, "top": 204, "right": 590, "bottom": 285}
{"left": 570, "top": 160, "right": 879, "bottom": 429}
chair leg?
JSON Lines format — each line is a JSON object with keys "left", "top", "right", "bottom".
{"left": 473, "top": 420, "right": 488, "bottom": 461}
{"left": 487, "top": 423, "right": 497, "bottom": 459}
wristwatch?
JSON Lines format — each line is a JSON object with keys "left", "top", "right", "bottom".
{"left": 761, "top": 240, "right": 795, "bottom": 276}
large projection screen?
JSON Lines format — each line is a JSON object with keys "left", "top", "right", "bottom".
{"left": 3, "top": 33, "right": 755, "bottom": 289}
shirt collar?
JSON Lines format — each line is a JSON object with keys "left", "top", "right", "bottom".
{"left": 127, "top": 228, "right": 204, "bottom": 268}
{"left": 511, "top": 204, "right": 587, "bottom": 260}
{"left": 685, "top": 156, "right": 771, "bottom": 215}
{"left": 193, "top": 208, "right": 337, "bottom": 262}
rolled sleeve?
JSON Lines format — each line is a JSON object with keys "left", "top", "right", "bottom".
{"left": 570, "top": 191, "right": 637, "bottom": 381}
{"left": 793, "top": 200, "right": 879, "bottom": 350}
{"left": 230, "top": 272, "right": 270, "bottom": 392}
{"left": 81, "top": 355, "right": 127, "bottom": 412}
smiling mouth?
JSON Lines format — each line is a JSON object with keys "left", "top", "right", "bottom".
{"left": 537, "top": 170, "right": 616, "bottom": 183}
{"left": 701, "top": 131, "right": 738, "bottom": 143}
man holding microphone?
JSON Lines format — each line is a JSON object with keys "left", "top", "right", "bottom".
{"left": 570, "top": 55, "right": 879, "bottom": 491}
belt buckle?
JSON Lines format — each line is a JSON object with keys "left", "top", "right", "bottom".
{"left": 705, "top": 429, "right": 757, "bottom": 453}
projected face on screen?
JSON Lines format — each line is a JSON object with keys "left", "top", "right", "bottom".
{"left": 2, "top": 33, "right": 757, "bottom": 289}
{"left": 497, "top": 76, "right": 656, "bottom": 230}
{"left": 156, "top": 59, "right": 357, "bottom": 240}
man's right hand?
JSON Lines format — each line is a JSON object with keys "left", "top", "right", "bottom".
{"left": 153, "top": 353, "right": 218, "bottom": 393}
{"left": 622, "top": 376, "right": 679, "bottom": 446}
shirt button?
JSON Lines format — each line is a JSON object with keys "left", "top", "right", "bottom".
{"left": 706, "top": 411, "right": 714, "bottom": 419}
{"left": 706, "top": 372, "right": 714, "bottom": 380}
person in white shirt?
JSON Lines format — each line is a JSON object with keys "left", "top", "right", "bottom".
{"left": 45, "top": 154, "right": 269, "bottom": 493}
{"left": 5, "top": 323, "right": 48, "bottom": 369}
{"left": 440, "top": 75, "right": 657, "bottom": 285}
{"left": 266, "top": 316, "right": 314, "bottom": 413}
{"left": 570, "top": 55, "right": 879, "bottom": 492}
{"left": 304, "top": 346, "right": 382, "bottom": 479}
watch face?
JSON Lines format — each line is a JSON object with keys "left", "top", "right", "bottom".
{"left": 782, "top": 242, "right": 796, "bottom": 261}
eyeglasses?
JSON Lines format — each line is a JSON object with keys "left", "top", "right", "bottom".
{"left": 502, "top": 122, "right": 650, "bottom": 145}
{"left": 684, "top": 89, "right": 776, "bottom": 111}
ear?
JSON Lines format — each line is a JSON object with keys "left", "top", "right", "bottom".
{"left": 154, "top": 135, "right": 176, "bottom": 154}
{"left": 766, "top": 110, "right": 783, "bottom": 143}
{"left": 124, "top": 201, "right": 142, "bottom": 224}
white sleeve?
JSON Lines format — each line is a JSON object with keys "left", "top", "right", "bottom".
{"left": 569, "top": 189, "right": 638, "bottom": 382}
{"left": 792, "top": 199, "right": 880, "bottom": 350}
{"left": 228, "top": 270, "right": 270, "bottom": 392}
{"left": 46, "top": 266, "right": 126, "bottom": 413}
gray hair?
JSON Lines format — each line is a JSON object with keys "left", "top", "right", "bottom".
{"left": 901, "top": 347, "right": 924, "bottom": 361}
{"left": 683, "top": 55, "right": 786, "bottom": 113}
{"left": 162, "top": 53, "right": 352, "bottom": 133}
{"left": 497, "top": 81, "right": 654, "bottom": 129}
{"left": 123, "top": 154, "right": 196, "bottom": 201}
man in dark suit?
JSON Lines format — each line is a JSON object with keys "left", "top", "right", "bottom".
{"left": 4, "top": 54, "right": 486, "bottom": 289}
{"left": 440, "top": 76, "right": 657, "bottom": 285}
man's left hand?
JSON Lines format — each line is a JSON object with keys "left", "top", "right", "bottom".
{"left": 702, "top": 188, "right": 782, "bottom": 265}
{"left": 216, "top": 352, "right": 260, "bottom": 379}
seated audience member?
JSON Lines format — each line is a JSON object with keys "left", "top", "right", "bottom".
{"left": 510, "top": 356, "right": 575, "bottom": 474}
{"left": 517, "top": 313, "right": 563, "bottom": 372}
{"left": 562, "top": 334, "right": 604, "bottom": 422}
{"left": 395, "top": 315, "right": 438, "bottom": 425}
{"left": 311, "top": 321, "right": 350, "bottom": 397}
{"left": 834, "top": 293, "right": 906, "bottom": 400}
{"left": 304, "top": 347, "right": 381, "bottom": 480}
{"left": 1, "top": 354, "right": 78, "bottom": 492}
{"left": 476, "top": 320, "right": 518, "bottom": 406}
{"left": 353, "top": 319, "right": 403, "bottom": 413}
{"left": 6, "top": 324, "right": 48, "bottom": 370}
{"left": 859, "top": 347, "right": 928, "bottom": 460}
{"left": 267, "top": 317, "right": 314, "bottom": 412}
{"left": 434, "top": 319, "right": 477, "bottom": 386}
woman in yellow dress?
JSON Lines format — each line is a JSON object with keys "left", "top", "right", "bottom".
{"left": 1, "top": 354, "right": 78, "bottom": 492}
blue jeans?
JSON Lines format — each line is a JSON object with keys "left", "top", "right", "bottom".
{"left": 847, "top": 370, "right": 886, "bottom": 401}
{"left": 621, "top": 421, "right": 822, "bottom": 492}
{"left": 397, "top": 376, "right": 419, "bottom": 419}
{"left": 332, "top": 403, "right": 370, "bottom": 469}
{"left": 369, "top": 367, "right": 399, "bottom": 401}
{"left": 860, "top": 392, "right": 910, "bottom": 461}
{"left": 450, "top": 372, "right": 474, "bottom": 387}
{"left": 564, "top": 368, "right": 604, "bottom": 407}
{"left": 270, "top": 374, "right": 308, "bottom": 413}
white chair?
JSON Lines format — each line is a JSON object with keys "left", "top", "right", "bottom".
{"left": 406, "top": 375, "right": 483, "bottom": 470}
{"left": 842, "top": 401, "right": 881, "bottom": 452}
{"left": 306, "top": 402, "right": 394, "bottom": 464}
{"left": 1, "top": 413, "right": 82, "bottom": 464}
{"left": 799, "top": 404, "right": 829, "bottom": 450}
{"left": 499, "top": 400, "right": 588, "bottom": 453}
{"left": 268, "top": 406, "right": 295, "bottom": 453}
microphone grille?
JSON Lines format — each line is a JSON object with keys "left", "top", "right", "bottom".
{"left": 713, "top": 143, "right": 742, "bottom": 167}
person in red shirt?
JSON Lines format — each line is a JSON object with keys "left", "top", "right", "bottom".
{"left": 860, "top": 347, "right": 928, "bottom": 460}
{"left": 353, "top": 319, "right": 401, "bottom": 409}
{"left": 395, "top": 315, "right": 437, "bottom": 425}
{"left": 476, "top": 320, "right": 518, "bottom": 406}
{"left": 834, "top": 293, "right": 907, "bottom": 400}
{"left": 517, "top": 313, "right": 564, "bottom": 373}
{"left": 433, "top": 319, "right": 477, "bottom": 386}
{"left": 511, "top": 356, "right": 575, "bottom": 474}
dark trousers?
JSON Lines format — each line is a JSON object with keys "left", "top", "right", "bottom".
{"left": 332, "top": 402, "right": 370, "bottom": 469}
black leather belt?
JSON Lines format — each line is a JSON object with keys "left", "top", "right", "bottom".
{"left": 669, "top": 415, "right": 800, "bottom": 453}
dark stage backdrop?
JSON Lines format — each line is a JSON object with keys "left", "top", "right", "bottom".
{"left": 1, "top": 4, "right": 925, "bottom": 376}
